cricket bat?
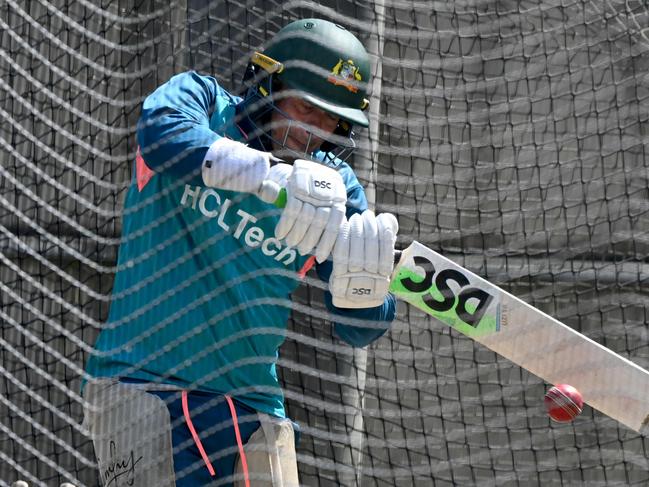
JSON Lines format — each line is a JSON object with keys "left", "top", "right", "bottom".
{"left": 268, "top": 186, "right": 649, "bottom": 433}
{"left": 390, "top": 241, "right": 649, "bottom": 434}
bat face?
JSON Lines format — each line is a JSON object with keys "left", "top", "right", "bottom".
{"left": 388, "top": 241, "right": 649, "bottom": 434}
{"left": 390, "top": 242, "right": 502, "bottom": 338}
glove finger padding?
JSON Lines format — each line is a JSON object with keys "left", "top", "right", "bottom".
{"left": 347, "top": 212, "right": 365, "bottom": 272}
{"left": 297, "top": 206, "right": 331, "bottom": 256}
{"left": 275, "top": 160, "right": 347, "bottom": 262}
{"left": 331, "top": 211, "right": 399, "bottom": 309}
{"left": 331, "top": 218, "right": 351, "bottom": 296}
{"left": 377, "top": 212, "right": 399, "bottom": 277}
{"left": 363, "top": 211, "right": 379, "bottom": 274}
{"left": 284, "top": 202, "right": 316, "bottom": 248}
{"left": 276, "top": 196, "right": 304, "bottom": 240}
{"left": 315, "top": 205, "right": 346, "bottom": 263}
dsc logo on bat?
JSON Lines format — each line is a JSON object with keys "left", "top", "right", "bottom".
{"left": 398, "top": 256, "right": 495, "bottom": 328}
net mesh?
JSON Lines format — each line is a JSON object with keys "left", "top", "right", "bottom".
{"left": 1, "top": 0, "right": 649, "bottom": 485}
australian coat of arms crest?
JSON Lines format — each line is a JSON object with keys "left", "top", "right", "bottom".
{"left": 327, "top": 59, "right": 362, "bottom": 93}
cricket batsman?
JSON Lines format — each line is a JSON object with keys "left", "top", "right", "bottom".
{"left": 83, "top": 18, "right": 398, "bottom": 486}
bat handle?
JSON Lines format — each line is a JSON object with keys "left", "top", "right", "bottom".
{"left": 272, "top": 187, "right": 288, "bottom": 208}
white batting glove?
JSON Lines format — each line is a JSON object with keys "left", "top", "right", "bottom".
{"left": 202, "top": 137, "right": 280, "bottom": 193}
{"left": 273, "top": 159, "right": 347, "bottom": 263}
{"left": 256, "top": 162, "right": 293, "bottom": 204}
{"left": 330, "top": 211, "right": 399, "bottom": 309}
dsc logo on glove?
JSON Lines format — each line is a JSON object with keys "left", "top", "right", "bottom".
{"left": 351, "top": 288, "right": 372, "bottom": 295}
{"left": 314, "top": 180, "right": 332, "bottom": 189}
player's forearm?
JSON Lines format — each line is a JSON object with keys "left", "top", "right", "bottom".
{"left": 136, "top": 71, "right": 221, "bottom": 176}
{"left": 325, "top": 291, "right": 396, "bottom": 347}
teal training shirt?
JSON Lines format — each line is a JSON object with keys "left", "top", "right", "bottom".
{"left": 85, "top": 71, "right": 395, "bottom": 417}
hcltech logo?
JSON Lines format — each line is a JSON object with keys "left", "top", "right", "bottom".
{"left": 180, "top": 184, "right": 297, "bottom": 266}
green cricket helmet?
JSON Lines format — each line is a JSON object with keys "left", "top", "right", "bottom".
{"left": 263, "top": 18, "right": 371, "bottom": 127}
{"left": 238, "top": 18, "right": 371, "bottom": 162}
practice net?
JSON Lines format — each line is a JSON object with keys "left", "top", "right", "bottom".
{"left": 1, "top": 0, "right": 649, "bottom": 485}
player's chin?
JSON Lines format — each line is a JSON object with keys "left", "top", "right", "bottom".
{"left": 272, "top": 139, "right": 320, "bottom": 162}
{"left": 270, "top": 147, "right": 298, "bottom": 163}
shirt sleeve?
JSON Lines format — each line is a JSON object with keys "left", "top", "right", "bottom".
{"left": 314, "top": 178, "right": 397, "bottom": 348}
{"left": 136, "top": 71, "right": 225, "bottom": 177}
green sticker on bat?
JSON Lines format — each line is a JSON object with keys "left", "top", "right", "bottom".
{"left": 389, "top": 265, "right": 499, "bottom": 339}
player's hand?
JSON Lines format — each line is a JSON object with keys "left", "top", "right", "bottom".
{"left": 330, "top": 211, "right": 399, "bottom": 309}
{"left": 274, "top": 159, "right": 347, "bottom": 263}
{"left": 256, "top": 161, "right": 293, "bottom": 201}
{"left": 202, "top": 137, "right": 281, "bottom": 193}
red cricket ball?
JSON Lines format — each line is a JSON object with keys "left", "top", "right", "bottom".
{"left": 544, "top": 384, "right": 584, "bottom": 422}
